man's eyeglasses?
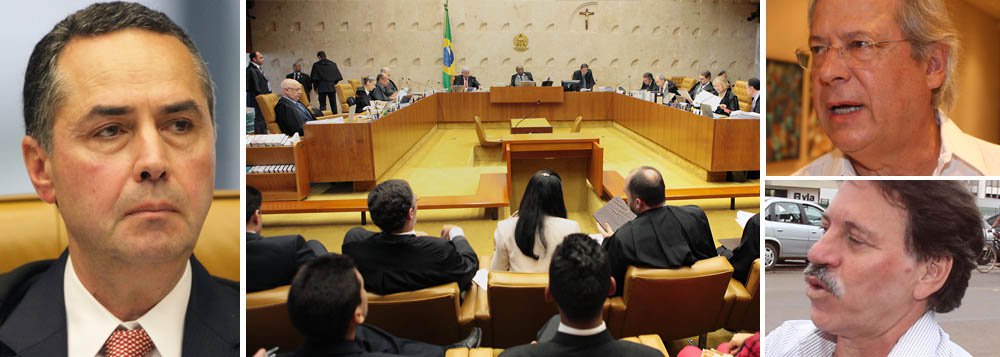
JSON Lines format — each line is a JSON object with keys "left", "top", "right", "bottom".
{"left": 795, "top": 39, "right": 910, "bottom": 69}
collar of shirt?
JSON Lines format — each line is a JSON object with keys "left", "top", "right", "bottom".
{"left": 65, "top": 255, "right": 192, "bottom": 357}
{"left": 772, "top": 311, "right": 969, "bottom": 356}
{"left": 557, "top": 321, "right": 607, "bottom": 337}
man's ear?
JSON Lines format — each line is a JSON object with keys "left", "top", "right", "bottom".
{"left": 22, "top": 136, "right": 56, "bottom": 204}
{"left": 544, "top": 285, "right": 553, "bottom": 304}
{"left": 913, "top": 256, "right": 952, "bottom": 301}
{"left": 354, "top": 304, "right": 365, "bottom": 325}
{"left": 608, "top": 277, "right": 617, "bottom": 296}
{"left": 924, "top": 43, "right": 949, "bottom": 91}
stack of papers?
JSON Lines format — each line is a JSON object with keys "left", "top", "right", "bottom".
{"left": 247, "top": 134, "right": 292, "bottom": 147}
{"left": 246, "top": 164, "right": 296, "bottom": 174}
{"left": 728, "top": 111, "right": 761, "bottom": 119}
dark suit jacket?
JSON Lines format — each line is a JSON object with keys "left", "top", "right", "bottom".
{"left": 751, "top": 94, "right": 760, "bottom": 113}
{"left": 602, "top": 205, "right": 718, "bottom": 296}
{"left": 452, "top": 75, "right": 480, "bottom": 90}
{"left": 510, "top": 72, "right": 534, "bottom": 86}
{"left": 571, "top": 70, "right": 596, "bottom": 89}
{"left": 274, "top": 96, "right": 318, "bottom": 136}
{"left": 502, "top": 317, "right": 661, "bottom": 357}
{"left": 714, "top": 90, "right": 740, "bottom": 115}
{"left": 342, "top": 228, "right": 478, "bottom": 295}
{"left": 247, "top": 232, "right": 327, "bottom": 293}
{"left": 729, "top": 213, "right": 759, "bottom": 285}
{"left": 311, "top": 59, "right": 344, "bottom": 93}
{"left": 247, "top": 63, "right": 270, "bottom": 105}
{"left": 0, "top": 251, "right": 238, "bottom": 355}
{"left": 278, "top": 324, "right": 442, "bottom": 357}
{"left": 355, "top": 87, "right": 373, "bottom": 113}
{"left": 371, "top": 84, "right": 392, "bottom": 102}
{"left": 287, "top": 71, "right": 312, "bottom": 94}
{"left": 640, "top": 82, "right": 660, "bottom": 92}
{"left": 689, "top": 81, "right": 717, "bottom": 98}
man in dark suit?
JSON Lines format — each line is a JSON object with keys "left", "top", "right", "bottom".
{"left": 1, "top": 3, "right": 237, "bottom": 355}
{"left": 311, "top": 50, "right": 343, "bottom": 113}
{"left": 597, "top": 166, "right": 718, "bottom": 296}
{"left": 246, "top": 186, "right": 327, "bottom": 293}
{"left": 748, "top": 77, "right": 760, "bottom": 113}
{"left": 247, "top": 50, "right": 271, "bottom": 134}
{"left": 725, "top": 213, "right": 759, "bottom": 285}
{"left": 379, "top": 67, "right": 399, "bottom": 96}
{"left": 274, "top": 79, "right": 322, "bottom": 136}
{"left": 571, "top": 63, "right": 596, "bottom": 90}
{"left": 342, "top": 180, "right": 479, "bottom": 295}
{"left": 371, "top": 73, "right": 395, "bottom": 102}
{"left": 640, "top": 72, "right": 659, "bottom": 91}
{"left": 286, "top": 62, "right": 311, "bottom": 99}
{"left": 355, "top": 77, "right": 376, "bottom": 113}
{"left": 654, "top": 74, "right": 679, "bottom": 103}
{"left": 452, "top": 67, "right": 480, "bottom": 90}
{"left": 511, "top": 64, "right": 533, "bottom": 86}
{"left": 689, "top": 70, "right": 718, "bottom": 98}
{"left": 502, "top": 234, "right": 663, "bottom": 357}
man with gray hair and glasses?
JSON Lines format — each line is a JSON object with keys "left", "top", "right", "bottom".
{"left": 793, "top": 0, "right": 1000, "bottom": 176}
{"left": 768, "top": 181, "right": 981, "bottom": 356}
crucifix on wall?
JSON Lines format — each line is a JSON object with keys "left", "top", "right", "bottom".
{"left": 579, "top": 8, "right": 594, "bottom": 30}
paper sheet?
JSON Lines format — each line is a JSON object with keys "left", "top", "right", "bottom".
{"left": 593, "top": 197, "right": 637, "bottom": 232}
{"left": 728, "top": 111, "right": 761, "bottom": 119}
{"left": 694, "top": 91, "right": 722, "bottom": 109}
{"left": 472, "top": 269, "right": 489, "bottom": 290}
{"left": 735, "top": 210, "right": 755, "bottom": 229}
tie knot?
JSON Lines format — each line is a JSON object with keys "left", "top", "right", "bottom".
{"left": 103, "top": 327, "right": 155, "bottom": 357}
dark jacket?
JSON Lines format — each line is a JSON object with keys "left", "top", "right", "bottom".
{"left": 355, "top": 87, "right": 373, "bottom": 113}
{"left": 277, "top": 325, "right": 442, "bottom": 357}
{"left": 311, "top": 59, "right": 344, "bottom": 93}
{"left": 640, "top": 82, "right": 660, "bottom": 92}
{"left": 714, "top": 90, "right": 741, "bottom": 115}
{"left": 371, "top": 84, "right": 392, "bottom": 102}
{"left": 728, "top": 213, "right": 759, "bottom": 285}
{"left": 247, "top": 63, "right": 270, "bottom": 105}
{"left": 510, "top": 72, "right": 534, "bottom": 86}
{"left": 689, "top": 81, "right": 717, "bottom": 98}
{"left": 0, "top": 251, "right": 238, "bottom": 356}
{"left": 287, "top": 71, "right": 312, "bottom": 93}
{"left": 342, "top": 228, "right": 478, "bottom": 295}
{"left": 571, "top": 69, "right": 596, "bottom": 90}
{"left": 502, "top": 316, "right": 662, "bottom": 357}
{"left": 452, "top": 75, "right": 480, "bottom": 90}
{"left": 274, "top": 96, "right": 318, "bottom": 136}
{"left": 247, "top": 232, "right": 327, "bottom": 293}
{"left": 602, "top": 205, "right": 718, "bottom": 296}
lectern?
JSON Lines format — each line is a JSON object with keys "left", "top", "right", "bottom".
{"left": 502, "top": 135, "right": 603, "bottom": 211}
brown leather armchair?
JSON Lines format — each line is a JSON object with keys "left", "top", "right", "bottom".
{"left": 335, "top": 83, "right": 355, "bottom": 113}
{"left": 608, "top": 256, "right": 734, "bottom": 346}
{"left": 348, "top": 79, "right": 361, "bottom": 92}
{"left": 246, "top": 285, "right": 300, "bottom": 352}
{"left": 725, "top": 259, "right": 760, "bottom": 332}
{"left": 474, "top": 271, "right": 557, "bottom": 348}
{"left": 365, "top": 282, "right": 478, "bottom": 345}
{"left": 444, "top": 334, "right": 670, "bottom": 357}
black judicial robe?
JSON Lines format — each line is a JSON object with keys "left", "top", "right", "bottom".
{"left": 311, "top": 59, "right": 344, "bottom": 94}
{"left": 355, "top": 87, "right": 373, "bottom": 113}
{"left": 342, "top": 228, "right": 478, "bottom": 295}
{"left": 287, "top": 71, "right": 312, "bottom": 94}
{"left": 640, "top": 82, "right": 660, "bottom": 92}
{"left": 728, "top": 213, "right": 759, "bottom": 285}
{"left": 602, "top": 205, "right": 718, "bottom": 296}
{"left": 452, "top": 75, "right": 481, "bottom": 90}
{"left": 571, "top": 69, "right": 596, "bottom": 90}
{"left": 274, "top": 96, "right": 318, "bottom": 136}
{"left": 278, "top": 325, "right": 442, "bottom": 357}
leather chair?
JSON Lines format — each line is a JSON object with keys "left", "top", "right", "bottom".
{"left": 0, "top": 191, "right": 240, "bottom": 281}
{"left": 444, "top": 334, "right": 670, "bottom": 357}
{"left": 246, "top": 285, "right": 300, "bottom": 352}
{"left": 474, "top": 272, "right": 558, "bottom": 348}
{"left": 474, "top": 116, "right": 501, "bottom": 148}
{"left": 608, "top": 256, "right": 734, "bottom": 346}
{"left": 570, "top": 116, "right": 583, "bottom": 133}
{"left": 680, "top": 77, "right": 696, "bottom": 92}
{"left": 365, "top": 282, "right": 478, "bottom": 345}
{"left": 255, "top": 93, "right": 335, "bottom": 134}
{"left": 725, "top": 259, "right": 760, "bottom": 332}
{"left": 335, "top": 83, "right": 355, "bottom": 113}
{"left": 348, "top": 79, "right": 361, "bottom": 92}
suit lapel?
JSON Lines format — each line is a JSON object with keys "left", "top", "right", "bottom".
{"left": 182, "top": 257, "right": 239, "bottom": 355}
{"left": 0, "top": 252, "right": 69, "bottom": 355}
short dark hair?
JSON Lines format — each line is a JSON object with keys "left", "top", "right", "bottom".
{"left": 515, "top": 170, "right": 568, "bottom": 260}
{"left": 580, "top": 63, "right": 589, "bottom": 69}
{"left": 288, "top": 254, "right": 361, "bottom": 341}
{"left": 871, "top": 181, "right": 983, "bottom": 313}
{"left": 317, "top": 50, "right": 326, "bottom": 59}
{"left": 549, "top": 233, "right": 610, "bottom": 324}
{"left": 368, "top": 180, "right": 414, "bottom": 233}
{"left": 642, "top": 72, "right": 653, "bottom": 80}
{"left": 247, "top": 186, "right": 262, "bottom": 224}
{"left": 24, "top": 1, "right": 215, "bottom": 152}
{"left": 626, "top": 166, "right": 666, "bottom": 207}
{"left": 362, "top": 76, "right": 374, "bottom": 86}
{"left": 748, "top": 78, "right": 760, "bottom": 90}
{"left": 248, "top": 51, "right": 260, "bottom": 61}
{"left": 701, "top": 70, "right": 712, "bottom": 78}
{"left": 376, "top": 73, "right": 387, "bottom": 82}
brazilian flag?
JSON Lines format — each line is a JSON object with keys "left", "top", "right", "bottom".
{"left": 442, "top": 2, "right": 455, "bottom": 91}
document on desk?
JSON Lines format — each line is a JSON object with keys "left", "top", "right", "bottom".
{"left": 694, "top": 91, "right": 722, "bottom": 109}
{"left": 593, "top": 197, "right": 637, "bottom": 233}
{"left": 728, "top": 111, "right": 761, "bottom": 119}
{"left": 307, "top": 117, "right": 345, "bottom": 124}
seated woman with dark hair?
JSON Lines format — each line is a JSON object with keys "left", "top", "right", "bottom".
{"left": 354, "top": 76, "right": 375, "bottom": 113}
{"left": 491, "top": 170, "right": 581, "bottom": 272}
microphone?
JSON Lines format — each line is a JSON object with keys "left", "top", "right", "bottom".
{"left": 512, "top": 100, "right": 543, "bottom": 129}
{"left": 613, "top": 75, "right": 631, "bottom": 93}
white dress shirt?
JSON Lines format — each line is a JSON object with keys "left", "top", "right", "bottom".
{"left": 767, "top": 312, "right": 970, "bottom": 356}
{"left": 65, "top": 255, "right": 192, "bottom": 357}
{"left": 557, "top": 321, "right": 607, "bottom": 337}
{"left": 795, "top": 110, "right": 1000, "bottom": 176}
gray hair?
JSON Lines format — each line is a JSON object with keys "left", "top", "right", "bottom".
{"left": 656, "top": 73, "right": 667, "bottom": 81}
{"left": 24, "top": 1, "right": 215, "bottom": 152}
{"left": 380, "top": 67, "right": 391, "bottom": 74}
{"left": 461, "top": 66, "right": 470, "bottom": 73}
{"left": 809, "top": 0, "right": 959, "bottom": 111}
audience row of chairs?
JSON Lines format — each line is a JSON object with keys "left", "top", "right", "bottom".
{"left": 247, "top": 255, "right": 759, "bottom": 351}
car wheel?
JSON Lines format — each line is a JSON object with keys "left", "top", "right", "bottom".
{"left": 764, "top": 242, "right": 778, "bottom": 270}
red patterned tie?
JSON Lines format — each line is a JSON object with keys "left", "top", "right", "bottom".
{"left": 102, "top": 327, "right": 155, "bottom": 357}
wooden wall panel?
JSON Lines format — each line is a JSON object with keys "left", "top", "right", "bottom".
{"left": 711, "top": 119, "right": 761, "bottom": 171}
{"left": 439, "top": 92, "right": 614, "bottom": 123}
{"left": 304, "top": 122, "right": 375, "bottom": 182}
{"left": 372, "top": 95, "right": 439, "bottom": 177}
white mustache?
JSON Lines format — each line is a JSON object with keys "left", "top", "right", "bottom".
{"left": 804, "top": 263, "right": 845, "bottom": 298}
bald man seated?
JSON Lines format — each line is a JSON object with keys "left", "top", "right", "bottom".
{"left": 274, "top": 79, "right": 323, "bottom": 136}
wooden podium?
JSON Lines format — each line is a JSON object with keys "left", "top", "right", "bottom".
{"left": 490, "top": 86, "right": 564, "bottom": 103}
{"left": 502, "top": 135, "right": 603, "bottom": 211}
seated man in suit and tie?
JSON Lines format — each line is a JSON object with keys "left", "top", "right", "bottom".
{"left": 286, "top": 62, "right": 311, "bottom": 99}
{"left": 354, "top": 76, "right": 376, "bottom": 113}
{"left": 511, "top": 64, "right": 534, "bottom": 86}
{"left": 596, "top": 166, "right": 718, "bottom": 296}
{"left": 713, "top": 77, "right": 740, "bottom": 115}
{"left": 571, "top": 63, "right": 596, "bottom": 90}
{"left": 274, "top": 79, "right": 323, "bottom": 136}
{"left": 502, "top": 234, "right": 663, "bottom": 357}
{"left": 378, "top": 67, "right": 399, "bottom": 96}
{"left": 452, "top": 67, "right": 481, "bottom": 91}
{"left": 342, "top": 179, "right": 479, "bottom": 295}
{"left": 246, "top": 186, "right": 327, "bottom": 293}
{"left": 1, "top": 3, "right": 237, "bottom": 354}
{"left": 371, "top": 73, "right": 396, "bottom": 102}
{"left": 654, "top": 73, "right": 679, "bottom": 102}
{"left": 748, "top": 77, "right": 760, "bottom": 113}
{"left": 639, "top": 72, "right": 659, "bottom": 92}
{"left": 689, "top": 70, "right": 718, "bottom": 98}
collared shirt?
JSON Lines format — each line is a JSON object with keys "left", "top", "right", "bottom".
{"left": 394, "top": 227, "right": 466, "bottom": 239}
{"left": 751, "top": 92, "right": 760, "bottom": 113}
{"left": 557, "top": 321, "right": 607, "bottom": 337}
{"left": 767, "top": 312, "right": 970, "bottom": 356}
{"left": 795, "top": 110, "right": 1000, "bottom": 176}
{"left": 65, "top": 255, "right": 192, "bottom": 357}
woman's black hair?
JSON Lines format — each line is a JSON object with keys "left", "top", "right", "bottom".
{"left": 514, "top": 169, "right": 568, "bottom": 260}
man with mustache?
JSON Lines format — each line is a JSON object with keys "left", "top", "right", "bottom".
{"left": 0, "top": 2, "right": 237, "bottom": 355}
{"left": 768, "top": 181, "right": 982, "bottom": 356}
{"left": 793, "top": 0, "right": 1000, "bottom": 176}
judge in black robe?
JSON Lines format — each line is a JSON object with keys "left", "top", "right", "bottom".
{"left": 571, "top": 65, "right": 596, "bottom": 90}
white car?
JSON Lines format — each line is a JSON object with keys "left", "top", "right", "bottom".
{"left": 763, "top": 197, "right": 826, "bottom": 270}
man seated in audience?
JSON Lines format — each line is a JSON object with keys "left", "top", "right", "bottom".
{"left": 259, "top": 254, "right": 480, "bottom": 356}
{"left": 689, "top": 70, "right": 718, "bottom": 98}
{"left": 274, "top": 79, "right": 322, "bottom": 136}
{"left": 639, "top": 72, "right": 659, "bottom": 92}
{"left": 452, "top": 67, "right": 480, "bottom": 90}
{"left": 371, "top": 73, "right": 396, "bottom": 102}
{"left": 571, "top": 64, "right": 596, "bottom": 90}
{"left": 597, "top": 166, "right": 718, "bottom": 296}
{"left": 502, "top": 234, "right": 663, "bottom": 357}
{"left": 379, "top": 67, "right": 399, "bottom": 96}
{"left": 342, "top": 180, "right": 479, "bottom": 295}
{"left": 511, "top": 64, "right": 533, "bottom": 86}
{"left": 748, "top": 78, "right": 760, "bottom": 113}
{"left": 354, "top": 76, "right": 376, "bottom": 113}
{"left": 246, "top": 186, "right": 327, "bottom": 293}
{"left": 719, "top": 213, "right": 759, "bottom": 285}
